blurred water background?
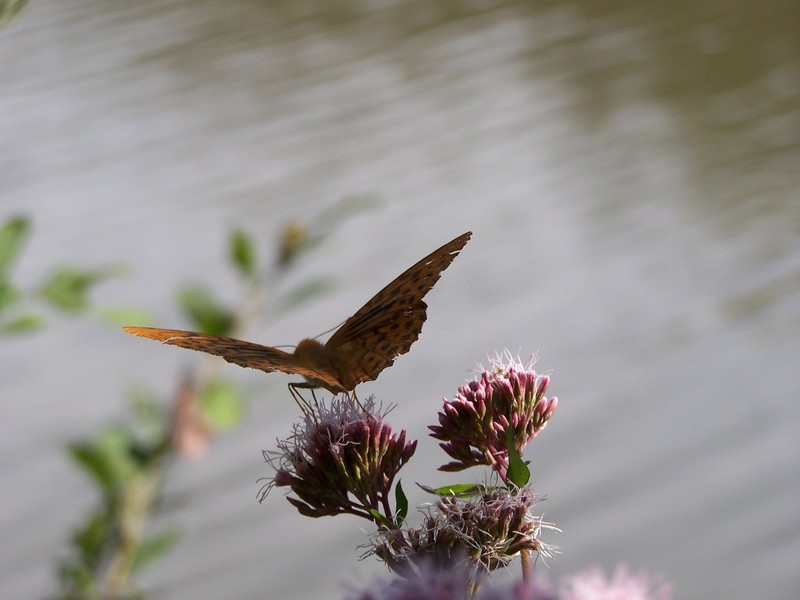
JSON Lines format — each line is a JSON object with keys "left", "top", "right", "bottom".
{"left": 1, "top": 1, "right": 799, "bottom": 598}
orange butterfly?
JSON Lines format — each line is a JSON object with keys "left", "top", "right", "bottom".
{"left": 124, "top": 232, "right": 471, "bottom": 394}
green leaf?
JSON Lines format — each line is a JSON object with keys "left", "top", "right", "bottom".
{"left": 368, "top": 508, "right": 394, "bottom": 529}
{"left": 229, "top": 229, "right": 257, "bottom": 279}
{"left": 199, "top": 380, "right": 243, "bottom": 431}
{"left": 68, "top": 428, "right": 139, "bottom": 492}
{"left": 418, "top": 482, "right": 490, "bottom": 498}
{"left": 72, "top": 509, "right": 112, "bottom": 564}
{"left": 40, "top": 267, "right": 100, "bottom": 312}
{"left": 128, "top": 384, "right": 167, "bottom": 431}
{"left": 505, "top": 429, "right": 530, "bottom": 489}
{"left": 0, "top": 0, "right": 32, "bottom": 28}
{"left": 276, "top": 278, "right": 334, "bottom": 312}
{"left": 68, "top": 443, "right": 118, "bottom": 493}
{"left": 94, "top": 307, "right": 153, "bottom": 327}
{"left": 131, "top": 528, "right": 180, "bottom": 573}
{"left": 316, "top": 194, "right": 381, "bottom": 229}
{"left": 0, "top": 216, "right": 30, "bottom": 280}
{"left": 394, "top": 480, "right": 408, "bottom": 527}
{"left": 177, "top": 284, "right": 234, "bottom": 336}
{"left": 57, "top": 560, "right": 96, "bottom": 595}
{"left": 1, "top": 312, "right": 44, "bottom": 333}
{"left": 0, "top": 281, "right": 19, "bottom": 312}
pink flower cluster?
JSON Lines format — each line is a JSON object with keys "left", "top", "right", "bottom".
{"left": 430, "top": 353, "right": 558, "bottom": 479}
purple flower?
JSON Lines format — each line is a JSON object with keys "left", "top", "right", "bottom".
{"left": 345, "top": 564, "right": 672, "bottom": 600}
{"left": 478, "top": 580, "right": 559, "bottom": 600}
{"left": 260, "top": 397, "right": 417, "bottom": 522}
{"left": 560, "top": 566, "right": 673, "bottom": 600}
{"left": 344, "top": 559, "right": 475, "bottom": 600}
{"left": 430, "top": 352, "right": 558, "bottom": 480}
{"left": 344, "top": 557, "right": 559, "bottom": 600}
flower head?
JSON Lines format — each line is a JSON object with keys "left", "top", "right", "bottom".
{"left": 430, "top": 351, "right": 558, "bottom": 479}
{"left": 261, "top": 396, "right": 417, "bottom": 521}
{"left": 171, "top": 378, "right": 211, "bottom": 459}
{"left": 370, "top": 485, "right": 558, "bottom": 574}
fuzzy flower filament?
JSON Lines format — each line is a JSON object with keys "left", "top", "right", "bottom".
{"left": 369, "top": 485, "right": 558, "bottom": 575}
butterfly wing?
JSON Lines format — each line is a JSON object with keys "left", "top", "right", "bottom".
{"left": 123, "top": 327, "right": 343, "bottom": 391}
{"left": 325, "top": 231, "right": 471, "bottom": 390}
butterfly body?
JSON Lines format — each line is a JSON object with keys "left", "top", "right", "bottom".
{"left": 124, "top": 231, "right": 471, "bottom": 393}
{"left": 293, "top": 337, "right": 346, "bottom": 393}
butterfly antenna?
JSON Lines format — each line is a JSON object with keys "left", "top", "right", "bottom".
{"left": 312, "top": 320, "right": 347, "bottom": 341}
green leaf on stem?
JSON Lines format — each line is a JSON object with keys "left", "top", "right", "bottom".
{"left": 0, "top": 0, "right": 32, "bottom": 27}
{"left": 72, "top": 509, "right": 112, "bottom": 565}
{"left": 95, "top": 307, "right": 153, "bottom": 327}
{"left": 177, "top": 284, "right": 234, "bottom": 336}
{"left": 505, "top": 429, "right": 530, "bottom": 489}
{"left": 128, "top": 384, "right": 167, "bottom": 432}
{"left": 68, "top": 428, "right": 139, "bottom": 493}
{"left": 368, "top": 508, "right": 394, "bottom": 530}
{"left": 277, "top": 278, "right": 334, "bottom": 312}
{"left": 40, "top": 267, "right": 104, "bottom": 312}
{"left": 1, "top": 312, "right": 44, "bottom": 333}
{"left": 417, "top": 482, "right": 496, "bottom": 498}
{"left": 199, "top": 380, "right": 243, "bottom": 431}
{"left": 69, "top": 442, "right": 119, "bottom": 494}
{"left": 56, "top": 560, "right": 95, "bottom": 595}
{"left": 131, "top": 528, "right": 180, "bottom": 573}
{"left": 395, "top": 480, "right": 408, "bottom": 527}
{"left": 230, "top": 229, "right": 257, "bottom": 279}
{"left": 0, "top": 216, "right": 30, "bottom": 280}
{"left": 0, "top": 281, "right": 19, "bottom": 311}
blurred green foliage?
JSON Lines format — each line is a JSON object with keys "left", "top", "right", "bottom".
{"left": 230, "top": 228, "right": 257, "bottom": 278}
{"left": 41, "top": 267, "right": 112, "bottom": 312}
{"left": 0, "top": 0, "right": 29, "bottom": 28}
{"left": 0, "top": 216, "right": 29, "bottom": 279}
{"left": 199, "top": 380, "right": 243, "bottom": 432}
{"left": 46, "top": 219, "right": 333, "bottom": 599}
{"left": 177, "top": 284, "right": 235, "bottom": 336}
{"left": 3, "top": 197, "right": 376, "bottom": 599}
{"left": 0, "top": 216, "right": 126, "bottom": 333}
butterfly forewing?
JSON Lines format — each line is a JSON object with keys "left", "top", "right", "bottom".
{"left": 326, "top": 231, "right": 472, "bottom": 388}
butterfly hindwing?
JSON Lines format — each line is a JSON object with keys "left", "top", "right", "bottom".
{"left": 333, "top": 305, "right": 426, "bottom": 390}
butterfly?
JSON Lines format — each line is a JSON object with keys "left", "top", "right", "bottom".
{"left": 124, "top": 231, "right": 471, "bottom": 394}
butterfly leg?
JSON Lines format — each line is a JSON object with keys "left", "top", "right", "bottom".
{"left": 348, "top": 389, "right": 375, "bottom": 419}
{"left": 309, "top": 387, "right": 321, "bottom": 411}
{"left": 287, "top": 382, "right": 317, "bottom": 418}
